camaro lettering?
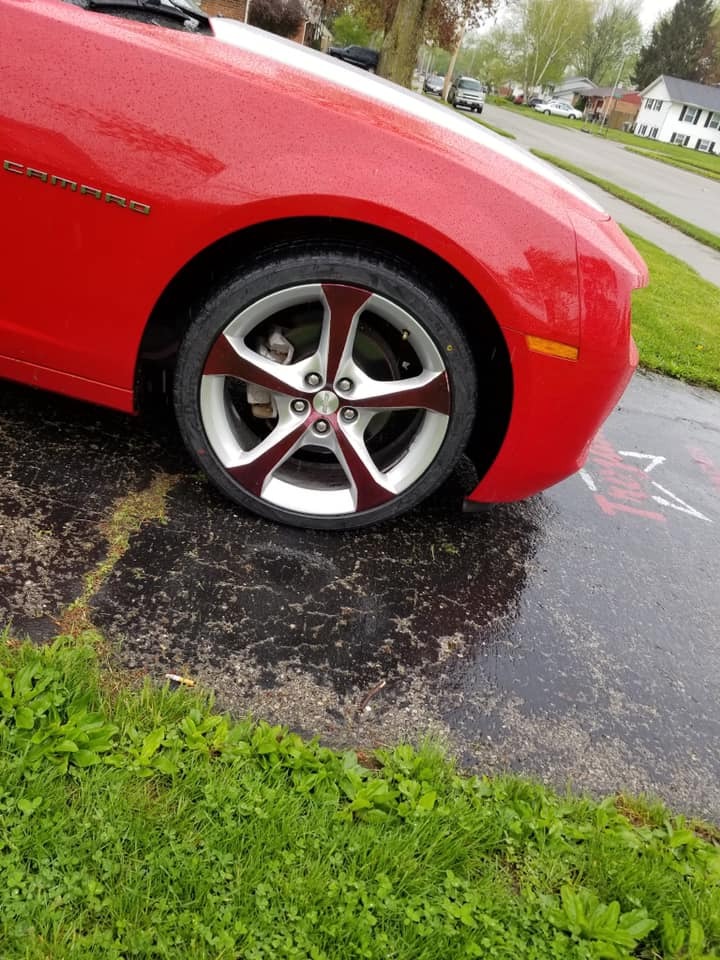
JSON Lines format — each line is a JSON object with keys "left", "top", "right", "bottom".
{"left": 3, "top": 159, "right": 151, "bottom": 214}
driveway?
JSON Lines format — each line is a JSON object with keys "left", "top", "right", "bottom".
{"left": 481, "top": 103, "right": 720, "bottom": 237}
{"left": 2, "top": 371, "right": 719, "bottom": 819}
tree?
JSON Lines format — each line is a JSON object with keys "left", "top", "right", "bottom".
{"left": 573, "top": 0, "right": 643, "bottom": 83}
{"left": 377, "top": 0, "right": 494, "bottom": 87}
{"left": 330, "top": 11, "right": 373, "bottom": 45}
{"left": 507, "top": 0, "right": 592, "bottom": 96}
{"left": 248, "top": 0, "right": 306, "bottom": 38}
{"left": 632, "top": 0, "right": 717, "bottom": 89}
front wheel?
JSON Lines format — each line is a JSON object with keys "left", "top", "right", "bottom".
{"left": 174, "top": 244, "right": 477, "bottom": 529}
{"left": 544, "top": 109, "right": 551, "bottom": 115}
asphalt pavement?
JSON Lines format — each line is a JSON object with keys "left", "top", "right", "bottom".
{"left": 2, "top": 372, "right": 719, "bottom": 819}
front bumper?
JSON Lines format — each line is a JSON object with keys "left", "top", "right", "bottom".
{"left": 464, "top": 327, "right": 638, "bottom": 505}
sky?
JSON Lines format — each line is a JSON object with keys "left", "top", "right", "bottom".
{"left": 639, "top": 0, "right": 676, "bottom": 29}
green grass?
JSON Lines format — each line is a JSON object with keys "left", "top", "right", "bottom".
{"left": 531, "top": 148, "right": 720, "bottom": 255}
{"left": 626, "top": 229, "right": 720, "bottom": 390}
{"left": 625, "top": 146, "right": 720, "bottom": 182}
{"left": 2, "top": 634, "right": 720, "bottom": 959}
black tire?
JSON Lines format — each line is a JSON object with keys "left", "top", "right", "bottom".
{"left": 173, "top": 243, "right": 477, "bottom": 530}
{"left": 544, "top": 109, "right": 551, "bottom": 115}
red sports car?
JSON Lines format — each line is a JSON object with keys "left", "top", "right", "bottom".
{"left": 1, "top": 0, "right": 647, "bottom": 529}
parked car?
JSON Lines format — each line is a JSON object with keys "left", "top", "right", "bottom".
{"left": 448, "top": 76, "right": 486, "bottom": 112}
{"left": 1, "top": 0, "right": 647, "bottom": 529}
{"left": 527, "top": 96, "right": 547, "bottom": 108}
{"left": 327, "top": 44, "right": 378, "bottom": 72}
{"left": 423, "top": 74, "right": 445, "bottom": 95}
{"left": 535, "top": 99, "right": 583, "bottom": 119}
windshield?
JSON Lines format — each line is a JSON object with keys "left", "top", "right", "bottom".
{"left": 459, "top": 79, "right": 483, "bottom": 91}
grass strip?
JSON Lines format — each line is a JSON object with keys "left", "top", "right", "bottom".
{"left": 57, "top": 473, "right": 178, "bottom": 637}
{"left": 2, "top": 634, "right": 720, "bottom": 959}
{"left": 423, "top": 93, "right": 516, "bottom": 138}
{"left": 625, "top": 228, "right": 720, "bottom": 390}
{"left": 624, "top": 146, "right": 720, "bottom": 183}
{"left": 473, "top": 116, "right": 516, "bottom": 138}
{"left": 531, "top": 148, "right": 720, "bottom": 255}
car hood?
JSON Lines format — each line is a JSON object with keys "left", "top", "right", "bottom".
{"left": 210, "top": 19, "right": 606, "bottom": 220}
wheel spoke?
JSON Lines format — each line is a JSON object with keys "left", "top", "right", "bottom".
{"left": 204, "top": 335, "right": 304, "bottom": 397}
{"left": 352, "top": 370, "right": 451, "bottom": 414}
{"left": 335, "top": 426, "right": 396, "bottom": 512}
{"left": 227, "top": 419, "right": 309, "bottom": 498}
{"left": 319, "top": 284, "right": 372, "bottom": 384}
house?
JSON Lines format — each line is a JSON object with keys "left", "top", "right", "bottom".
{"left": 549, "top": 77, "right": 597, "bottom": 104}
{"left": 583, "top": 88, "right": 641, "bottom": 129}
{"left": 633, "top": 75, "right": 720, "bottom": 153}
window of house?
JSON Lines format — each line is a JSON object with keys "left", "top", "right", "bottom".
{"left": 680, "top": 105, "right": 701, "bottom": 123}
{"left": 637, "top": 124, "right": 648, "bottom": 135}
{"left": 654, "top": 100, "right": 663, "bottom": 111}
{"left": 670, "top": 132, "right": 690, "bottom": 146}
{"left": 706, "top": 111, "right": 720, "bottom": 130}
{"left": 649, "top": 127, "right": 659, "bottom": 138}
{"left": 696, "top": 139, "right": 713, "bottom": 152}
{"left": 645, "top": 98, "right": 655, "bottom": 109}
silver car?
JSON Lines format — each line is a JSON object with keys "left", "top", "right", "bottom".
{"left": 535, "top": 99, "right": 583, "bottom": 120}
{"left": 448, "top": 77, "right": 485, "bottom": 114}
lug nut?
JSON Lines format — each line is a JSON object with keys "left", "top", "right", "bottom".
{"left": 336, "top": 378, "right": 353, "bottom": 392}
{"left": 341, "top": 407, "right": 358, "bottom": 423}
{"left": 314, "top": 419, "right": 330, "bottom": 434}
{"left": 291, "top": 399, "right": 307, "bottom": 414}
{"left": 305, "top": 373, "right": 322, "bottom": 388}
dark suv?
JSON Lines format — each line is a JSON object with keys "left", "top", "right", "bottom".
{"left": 327, "top": 45, "right": 379, "bottom": 72}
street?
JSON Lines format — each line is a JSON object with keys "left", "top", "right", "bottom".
{"left": 481, "top": 102, "right": 720, "bottom": 236}
{"left": 2, "top": 370, "right": 719, "bottom": 818}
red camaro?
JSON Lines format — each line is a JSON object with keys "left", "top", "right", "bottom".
{"left": 1, "top": 0, "right": 647, "bottom": 528}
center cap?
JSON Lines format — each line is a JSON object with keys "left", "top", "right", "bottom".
{"left": 313, "top": 390, "right": 339, "bottom": 415}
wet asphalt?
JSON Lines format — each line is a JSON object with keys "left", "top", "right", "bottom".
{"left": 1, "top": 371, "right": 719, "bottom": 819}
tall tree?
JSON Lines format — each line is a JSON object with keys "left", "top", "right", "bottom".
{"left": 632, "top": 0, "right": 717, "bottom": 88}
{"left": 508, "top": 0, "right": 592, "bottom": 96}
{"left": 573, "top": 0, "right": 643, "bottom": 83}
{"left": 377, "top": 0, "right": 493, "bottom": 86}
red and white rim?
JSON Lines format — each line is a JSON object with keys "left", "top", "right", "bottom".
{"left": 199, "top": 283, "right": 451, "bottom": 516}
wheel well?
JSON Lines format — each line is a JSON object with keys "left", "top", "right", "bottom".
{"left": 136, "top": 216, "right": 512, "bottom": 480}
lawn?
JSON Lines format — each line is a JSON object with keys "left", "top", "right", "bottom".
{"left": 2, "top": 633, "right": 720, "bottom": 959}
{"left": 627, "top": 229, "right": 720, "bottom": 390}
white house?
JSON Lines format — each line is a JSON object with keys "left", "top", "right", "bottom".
{"left": 633, "top": 75, "right": 720, "bottom": 153}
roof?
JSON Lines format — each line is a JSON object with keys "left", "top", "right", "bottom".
{"left": 553, "top": 76, "right": 598, "bottom": 93}
{"left": 586, "top": 86, "right": 632, "bottom": 98}
{"left": 642, "top": 75, "right": 720, "bottom": 111}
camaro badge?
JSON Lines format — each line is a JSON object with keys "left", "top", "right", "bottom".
{"left": 3, "top": 159, "right": 151, "bottom": 214}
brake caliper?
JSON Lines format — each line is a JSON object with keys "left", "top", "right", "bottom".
{"left": 247, "top": 328, "right": 294, "bottom": 419}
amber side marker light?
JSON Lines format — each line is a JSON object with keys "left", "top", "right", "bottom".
{"left": 526, "top": 335, "right": 579, "bottom": 361}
